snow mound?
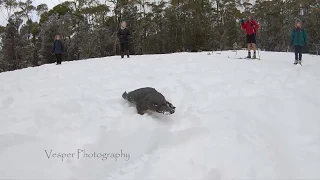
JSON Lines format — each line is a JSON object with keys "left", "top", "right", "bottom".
{"left": 0, "top": 50, "right": 320, "bottom": 179}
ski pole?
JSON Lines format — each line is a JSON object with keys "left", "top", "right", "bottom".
{"left": 252, "top": 24, "right": 260, "bottom": 60}
{"left": 254, "top": 33, "right": 260, "bottom": 59}
{"left": 233, "top": 42, "right": 238, "bottom": 58}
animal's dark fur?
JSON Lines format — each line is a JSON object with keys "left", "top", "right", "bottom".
{"left": 122, "top": 87, "right": 176, "bottom": 115}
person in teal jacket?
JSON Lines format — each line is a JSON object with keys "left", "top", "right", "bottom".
{"left": 291, "top": 19, "right": 307, "bottom": 64}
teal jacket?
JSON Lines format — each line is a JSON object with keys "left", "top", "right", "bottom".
{"left": 291, "top": 27, "right": 307, "bottom": 46}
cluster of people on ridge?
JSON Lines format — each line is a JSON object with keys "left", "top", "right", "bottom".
{"left": 51, "top": 17, "right": 308, "bottom": 65}
{"left": 51, "top": 21, "right": 131, "bottom": 65}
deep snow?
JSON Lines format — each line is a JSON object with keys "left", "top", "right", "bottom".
{"left": 0, "top": 50, "right": 320, "bottom": 179}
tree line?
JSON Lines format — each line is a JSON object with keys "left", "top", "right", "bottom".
{"left": 0, "top": 0, "right": 319, "bottom": 73}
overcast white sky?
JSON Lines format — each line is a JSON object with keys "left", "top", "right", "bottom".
{"left": 0, "top": 0, "right": 67, "bottom": 26}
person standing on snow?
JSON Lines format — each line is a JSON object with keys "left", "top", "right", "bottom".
{"left": 118, "top": 21, "right": 131, "bottom": 58}
{"left": 241, "top": 15, "right": 259, "bottom": 59}
{"left": 51, "top": 35, "right": 64, "bottom": 65}
{"left": 290, "top": 19, "right": 307, "bottom": 65}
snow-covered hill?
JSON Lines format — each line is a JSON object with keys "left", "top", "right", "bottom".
{"left": 1, "top": 50, "right": 320, "bottom": 179}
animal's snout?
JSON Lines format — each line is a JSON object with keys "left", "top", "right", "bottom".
{"left": 163, "top": 112, "right": 171, "bottom": 115}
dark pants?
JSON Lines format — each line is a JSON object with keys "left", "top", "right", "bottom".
{"left": 120, "top": 42, "right": 129, "bottom": 58}
{"left": 55, "top": 54, "right": 63, "bottom": 64}
{"left": 294, "top": 45, "right": 302, "bottom": 60}
{"left": 120, "top": 42, "right": 129, "bottom": 52}
{"left": 246, "top": 34, "right": 256, "bottom": 44}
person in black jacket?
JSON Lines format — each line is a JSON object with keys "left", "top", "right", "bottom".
{"left": 118, "top": 21, "right": 131, "bottom": 58}
{"left": 51, "top": 35, "right": 64, "bottom": 65}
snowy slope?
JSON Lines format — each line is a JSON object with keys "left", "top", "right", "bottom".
{"left": 0, "top": 50, "right": 320, "bottom": 179}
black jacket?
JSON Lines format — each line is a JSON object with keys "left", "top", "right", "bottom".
{"left": 52, "top": 40, "right": 64, "bottom": 54}
{"left": 118, "top": 28, "right": 131, "bottom": 43}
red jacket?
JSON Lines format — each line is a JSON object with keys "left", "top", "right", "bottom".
{"left": 241, "top": 20, "right": 259, "bottom": 35}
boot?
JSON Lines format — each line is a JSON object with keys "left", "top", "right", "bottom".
{"left": 252, "top": 52, "right": 256, "bottom": 59}
{"left": 298, "top": 59, "right": 302, "bottom": 64}
{"left": 294, "top": 59, "right": 298, "bottom": 64}
{"left": 246, "top": 51, "right": 251, "bottom": 58}
{"left": 121, "top": 52, "right": 124, "bottom": 58}
{"left": 126, "top": 50, "right": 130, "bottom": 58}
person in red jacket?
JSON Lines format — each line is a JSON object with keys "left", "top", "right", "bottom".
{"left": 241, "top": 15, "right": 259, "bottom": 59}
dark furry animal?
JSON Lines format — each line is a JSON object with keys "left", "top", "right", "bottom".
{"left": 122, "top": 87, "right": 176, "bottom": 115}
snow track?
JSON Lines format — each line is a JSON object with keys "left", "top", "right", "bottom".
{"left": 0, "top": 50, "right": 320, "bottom": 179}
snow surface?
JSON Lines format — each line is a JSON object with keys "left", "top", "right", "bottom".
{"left": 0, "top": 50, "right": 320, "bottom": 179}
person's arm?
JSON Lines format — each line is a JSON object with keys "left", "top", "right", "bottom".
{"left": 303, "top": 29, "right": 307, "bottom": 45}
{"left": 253, "top": 20, "right": 259, "bottom": 32}
{"left": 290, "top": 29, "right": 295, "bottom": 46}
{"left": 51, "top": 41, "right": 55, "bottom": 54}
{"left": 241, "top": 20, "right": 246, "bottom": 29}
